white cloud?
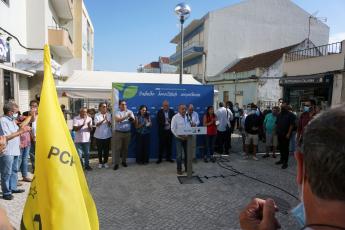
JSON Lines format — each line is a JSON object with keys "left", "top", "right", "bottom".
{"left": 329, "top": 32, "right": 345, "bottom": 43}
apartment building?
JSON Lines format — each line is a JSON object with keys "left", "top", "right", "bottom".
{"left": 0, "top": 0, "right": 94, "bottom": 111}
{"left": 169, "top": 0, "right": 329, "bottom": 82}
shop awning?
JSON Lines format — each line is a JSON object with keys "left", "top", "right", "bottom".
{"left": 0, "top": 63, "right": 34, "bottom": 76}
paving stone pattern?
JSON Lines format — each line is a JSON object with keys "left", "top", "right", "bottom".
{"left": 0, "top": 133, "right": 300, "bottom": 229}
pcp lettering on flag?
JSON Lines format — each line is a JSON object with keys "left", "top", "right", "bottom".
{"left": 48, "top": 146, "right": 75, "bottom": 166}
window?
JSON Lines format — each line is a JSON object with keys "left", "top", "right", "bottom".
{"left": 1, "top": 0, "right": 9, "bottom": 6}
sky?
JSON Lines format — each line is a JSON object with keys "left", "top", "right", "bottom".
{"left": 83, "top": 0, "right": 345, "bottom": 72}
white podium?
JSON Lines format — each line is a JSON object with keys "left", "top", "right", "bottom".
{"left": 176, "top": 127, "right": 206, "bottom": 180}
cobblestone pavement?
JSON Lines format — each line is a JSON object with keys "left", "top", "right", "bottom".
{"left": 1, "top": 133, "right": 300, "bottom": 229}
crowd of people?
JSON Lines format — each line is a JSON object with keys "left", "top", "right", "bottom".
{"left": 0, "top": 97, "right": 322, "bottom": 201}
{"left": 1, "top": 97, "right": 344, "bottom": 230}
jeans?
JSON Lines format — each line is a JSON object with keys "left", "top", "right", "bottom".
{"left": 0, "top": 155, "right": 19, "bottom": 195}
{"left": 205, "top": 135, "right": 216, "bottom": 159}
{"left": 29, "top": 141, "right": 36, "bottom": 171}
{"left": 175, "top": 138, "right": 187, "bottom": 171}
{"left": 96, "top": 138, "right": 111, "bottom": 164}
{"left": 19, "top": 146, "right": 30, "bottom": 178}
{"left": 75, "top": 142, "right": 90, "bottom": 168}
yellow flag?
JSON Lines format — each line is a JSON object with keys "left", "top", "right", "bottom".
{"left": 21, "top": 45, "right": 99, "bottom": 230}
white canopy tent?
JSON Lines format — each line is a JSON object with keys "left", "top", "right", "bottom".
{"left": 56, "top": 70, "right": 201, "bottom": 98}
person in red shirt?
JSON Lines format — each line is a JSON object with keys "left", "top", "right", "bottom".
{"left": 203, "top": 106, "right": 218, "bottom": 163}
{"left": 297, "top": 99, "right": 317, "bottom": 147}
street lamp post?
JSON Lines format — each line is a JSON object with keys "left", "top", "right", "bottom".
{"left": 175, "top": 3, "right": 191, "bottom": 84}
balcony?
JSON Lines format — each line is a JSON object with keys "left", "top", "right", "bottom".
{"left": 169, "top": 42, "right": 204, "bottom": 65}
{"left": 50, "top": 0, "right": 73, "bottom": 21}
{"left": 48, "top": 27, "right": 74, "bottom": 58}
{"left": 283, "top": 41, "right": 345, "bottom": 76}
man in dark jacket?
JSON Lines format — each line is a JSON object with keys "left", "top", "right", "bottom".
{"left": 244, "top": 104, "right": 260, "bottom": 160}
{"left": 156, "top": 100, "right": 175, "bottom": 164}
{"left": 275, "top": 104, "right": 295, "bottom": 169}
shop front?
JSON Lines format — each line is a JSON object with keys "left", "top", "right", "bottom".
{"left": 280, "top": 74, "right": 333, "bottom": 111}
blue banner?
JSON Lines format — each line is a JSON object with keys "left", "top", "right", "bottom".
{"left": 112, "top": 83, "right": 214, "bottom": 159}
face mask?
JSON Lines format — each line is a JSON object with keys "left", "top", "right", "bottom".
{"left": 255, "top": 110, "right": 260, "bottom": 116}
{"left": 291, "top": 168, "right": 306, "bottom": 227}
{"left": 13, "top": 113, "right": 19, "bottom": 119}
{"left": 303, "top": 106, "right": 310, "bottom": 113}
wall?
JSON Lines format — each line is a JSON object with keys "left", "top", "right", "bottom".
{"left": 206, "top": 0, "right": 329, "bottom": 77}
{"left": 214, "top": 80, "right": 258, "bottom": 106}
{"left": 26, "top": 0, "right": 46, "bottom": 49}
{"left": 331, "top": 73, "right": 344, "bottom": 106}
{"left": 0, "top": 0, "right": 28, "bottom": 61}
{"left": 257, "top": 60, "right": 283, "bottom": 105}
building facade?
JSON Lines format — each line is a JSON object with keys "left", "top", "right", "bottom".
{"left": 137, "top": 57, "right": 177, "bottom": 74}
{"left": 282, "top": 40, "right": 345, "bottom": 110}
{"left": 0, "top": 0, "right": 94, "bottom": 111}
{"left": 169, "top": 0, "right": 329, "bottom": 82}
{"left": 210, "top": 41, "right": 309, "bottom": 108}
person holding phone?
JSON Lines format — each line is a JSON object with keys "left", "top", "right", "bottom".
{"left": 135, "top": 105, "right": 151, "bottom": 165}
{"left": 113, "top": 100, "right": 135, "bottom": 170}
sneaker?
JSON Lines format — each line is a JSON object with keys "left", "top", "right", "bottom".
{"left": 262, "top": 154, "right": 270, "bottom": 158}
{"left": 22, "top": 177, "right": 32, "bottom": 182}
{"left": 243, "top": 155, "right": 249, "bottom": 160}
{"left": 122, "top": 162, "right": 128, "bottom": 167}
{"left": 104, "top": 163, "right": 109, "bottom": 169}
{"left": 156, "top": 159, "right": 162, "bottom": 164}
{"left": 12, "top": 189, "right": 25, "bottom": 193}
{"left": 177, "top": 170, "right": 183, "bottom": 175}
{"left": 252, "top": 156, "right": 259, "bottom": 161}
{"left": 166, "top": 159, "right": 174, "bottom": 163}
{"left": 113, "top": 164, "right": 119, "bottom": 170}
{"left": 3, "top": 194, "right": 13, "bottom": 200}
{"left": 85, "top": 166, "right": 93, "bottom": 171}
{"left": 204, "top": 158, "right": 209, "bottom": 163}
{"left": 98, "top": 164, "right": 102, "bottom": 169}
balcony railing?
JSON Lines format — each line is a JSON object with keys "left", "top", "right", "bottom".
{"left": 170, "top": 42, "right": 204, "bottom": 64}
{"left": 48, "top": 26, "right": 73, "bottom": 44}
{"left": 285, "top": 42, "right": 342, "bottom": 62}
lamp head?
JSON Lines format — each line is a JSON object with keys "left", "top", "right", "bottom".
{"left": 175, "top": 3, "right": 191, "bottom": 21}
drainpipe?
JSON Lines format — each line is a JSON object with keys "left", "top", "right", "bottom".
{"left": 202, "top": 52, "right": 207, "bottom": 84}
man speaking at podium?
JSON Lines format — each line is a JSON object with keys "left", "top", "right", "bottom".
{"left": 171, "top": 104, "right": 191, "bottom": 175}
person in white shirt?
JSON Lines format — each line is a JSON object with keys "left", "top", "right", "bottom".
{"left": 94, "top": 102, "right": 112, "bottom": 169}
{"left": 186, "top": 104, "right": 200, "bottom": 162}
{"left": 171, "top": 104, "right": 191, "bottom": 175}
{"left": 113, "top": 100, "right": 135, "bottom": 170}
{"left": 73, "top": 107, "right": 93, "bottom": 171}
{"left": 215, "top": 102, "right": 233, "bottom": 155}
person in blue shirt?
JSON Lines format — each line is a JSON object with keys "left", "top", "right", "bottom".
{"left": 263, "top": 106, "right": 279, "bottom": 158}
